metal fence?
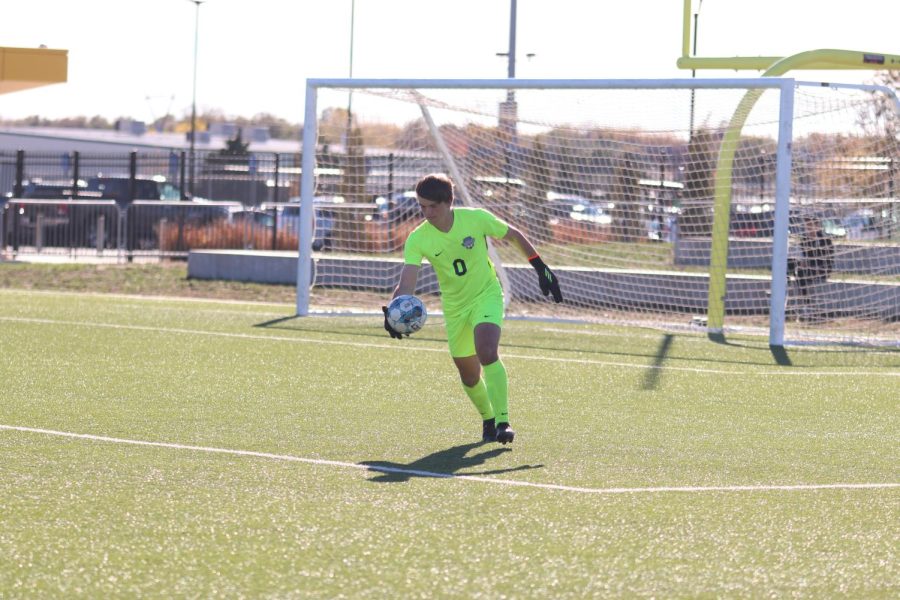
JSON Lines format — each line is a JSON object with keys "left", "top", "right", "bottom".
{"left": 1, "top": 198, "right": 242, "bottom": 260}
{"left": 0, "top": 197, "right": 413, "bottom": 261}
{"left": 0, "top": 147, "right": 439, "bottom": 260}
{"left": 0, "top": 149, "right": 300, "bottom": 206}
{"left": 0, "top": 148, "right": 438, "bottom": 207}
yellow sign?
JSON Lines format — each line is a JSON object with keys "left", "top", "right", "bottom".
{"left": 0, "top": 46, "right": 68, "bottom": 95}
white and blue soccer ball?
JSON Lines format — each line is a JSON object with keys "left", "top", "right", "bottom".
{"left": 387, "top": 295, "right": 428, "bottom": 335}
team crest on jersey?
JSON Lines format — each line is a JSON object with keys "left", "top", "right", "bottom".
{"left": 462, "top": 236, "right": 475, "bottom": 249}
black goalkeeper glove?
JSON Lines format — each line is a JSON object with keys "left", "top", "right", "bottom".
{"left": 529, "top": 255, "right": 563, "bottom": 303}
{"left": 381, "top": 306, "right": 405, "bottom": 339}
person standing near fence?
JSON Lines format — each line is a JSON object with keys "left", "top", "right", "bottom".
{"left": 788, "top": 216, "right": 835, "bottom": 321}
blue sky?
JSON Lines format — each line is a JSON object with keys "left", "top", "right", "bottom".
{"left": 2, "top": 0, "right": 899, "bottom": 123}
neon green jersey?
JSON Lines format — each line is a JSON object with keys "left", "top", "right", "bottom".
{"left": 403, "top": 207, "right": 509, "bottom": 315}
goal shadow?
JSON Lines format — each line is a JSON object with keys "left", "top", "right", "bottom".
{"left": 252, "top": 315, "right": 812, "bottom": 369}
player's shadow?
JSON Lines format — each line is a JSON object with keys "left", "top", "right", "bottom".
{"left": 359, "top": 441, "right": 543, "bottom": 483}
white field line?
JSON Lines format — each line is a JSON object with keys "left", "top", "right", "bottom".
{"left": 2, "top": 315, "right": 898, "bottom": 377}
{"left": 3, "top": 425, "right": 898, "bottom": 496}
{"left": 0, "top": 286, "right": 296, "bottom": 309}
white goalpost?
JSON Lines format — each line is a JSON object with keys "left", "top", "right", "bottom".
{"left": 295, "top": 77, "right": 900, "bottom": 348}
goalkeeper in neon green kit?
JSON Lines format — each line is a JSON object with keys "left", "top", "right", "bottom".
{"left": 382, "top": 173, "right": 563, "bottom": 444}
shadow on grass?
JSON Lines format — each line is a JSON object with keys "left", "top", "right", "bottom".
{"left": 709, "top": 332, "right": 793, "bottom": 366}
{"left": 769, "top": 344, "right": 793, "bottom": 366}
{"left": 252, "top": 315, "right": 451, "bottom": 344}
{"left": 254, "top": 315, "right": 302, "bottom": 328}
{"left": 359, "top": 441, "right": 543, "bottom": 483}
{"left": 707, "top": 331, "right": 727, "bottom": 345}
{"left": 641, "top": 334, "right": 674, "bottom": 390}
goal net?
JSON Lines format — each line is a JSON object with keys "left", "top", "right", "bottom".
{"left": 296, "top": 78, "right": 900, "bottom": 348}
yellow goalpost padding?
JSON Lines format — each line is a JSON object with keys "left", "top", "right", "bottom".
{"left": 678, "top": 0, "right": 900, "bottom": 332}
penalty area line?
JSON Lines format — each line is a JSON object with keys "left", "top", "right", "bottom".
{"left": 2, "top": 424, "right": 899, "bottom": 495}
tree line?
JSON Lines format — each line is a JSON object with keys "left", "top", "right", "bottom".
{"left": 0, "top": 111, "right": 301, "bottom": 141}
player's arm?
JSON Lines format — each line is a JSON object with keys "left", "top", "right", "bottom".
{"left": 382, "top": 264, "right": 420, "bottom": 339}
{"left": 504, "top": 226, "right": 563, "bottom": 303}
{"left": 392, "top": 264, "right": 420, "bottom": 299}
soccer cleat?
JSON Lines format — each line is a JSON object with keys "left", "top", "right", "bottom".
{"left": 495, "top": 422, "right": 515, "bottom": 445}
{"left": 482, "top": 418, "right": 497, "bottom": 442}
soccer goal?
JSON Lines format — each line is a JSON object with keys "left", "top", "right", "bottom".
{"left": 295, "top": 78, "right": 900, "bottom": 348}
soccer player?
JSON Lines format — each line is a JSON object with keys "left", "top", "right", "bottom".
{"left": 382, "top": 173, "right": 563, "bottom": 444}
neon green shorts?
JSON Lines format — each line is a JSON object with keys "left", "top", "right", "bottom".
{"left": 444, "top": 291, "right": 504, "bottom": 358}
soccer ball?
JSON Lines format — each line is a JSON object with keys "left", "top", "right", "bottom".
{"left": 386, "top": 295, "right": 428, "bottom": 335}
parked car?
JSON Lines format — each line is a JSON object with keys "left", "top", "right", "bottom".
{"left": 77, "top": 175, "right": 228, "bottom": 249}
{"left": 546, "top": 195, "right": 612, "bottom": 243}
{"left": 373, "top": 191, "right": 421, "bottom": 224}
{"left": 277, "top": 202, "right": 335, "bottom": 251}
{"left": 4, "top": 179, "right": 103, "bottom": 248}
{"left": 85, "top": 175, "right": 230, "bottom": 224}
{"left": 364, "top": 191, "right": 423, "bottom": 251}
{"left": 730, "top": 208, "right": 774, "bottom": 238}
{"left": 11, "top": 179, "right": 87, "bottom": 200}
{"left": 254, "top": 198, "right": 338, "bottom": 251}
{"left": 5, "top": 180, "right": 74, "bottom": 240}
{"left": 85, "top": 175, "right": 182, "bottom": 204}
{"left": 3, "top": 174, "right": 228, "bottom": 251}
{"left": 841, "top": 209, "right": 880, "bottom": 240}
{"left": 812, "top": 209, "right": 884, "bottom": 240}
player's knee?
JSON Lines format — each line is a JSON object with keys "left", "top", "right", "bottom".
{"left": 454, "top": 359, "right": 482, "bottom": 387}
{"left": 459, "top": 371, "right": 481, "bottom": 388}
{"left": 476, "top": 347, "right": 499, "bottom": 365}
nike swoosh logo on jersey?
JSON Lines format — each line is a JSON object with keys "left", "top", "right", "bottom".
{"left": 435, "top": 250, "right": 443, "bottom": 256}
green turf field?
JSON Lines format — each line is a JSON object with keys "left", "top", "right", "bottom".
{"left": 0, "top": 288, "right": 897, "bottom": 597}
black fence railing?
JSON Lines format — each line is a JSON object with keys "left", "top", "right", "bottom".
{"left": 0, "top": 197, "right": 412, "bottom": 260}
{"left": 0, "top": 198, "right": 242, "bottom": 259}
{"left": 0, "top": 149, "right": 440, "bottom": 207}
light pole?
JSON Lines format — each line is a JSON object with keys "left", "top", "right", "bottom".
{"left": 496, "top": 0, "right": 519, "bottom": 137}
{"left": 345, "top": 0, "right": 355, "bottom": 146}
{"left": 689, "top": 1, "right": 702, "bottom": 142}
{"left": 495, "top": 0, "right": 534, "bottom": 179}
{"left": 188, "top": 0, "right": 206, "bottom": 199}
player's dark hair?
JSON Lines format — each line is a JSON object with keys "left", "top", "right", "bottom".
{"left": 415, "top": 173, "right": 454, "bottom": 203}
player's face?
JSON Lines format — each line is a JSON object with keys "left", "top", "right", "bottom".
{"left": 417, "top": 196, "right": 451, "bottom": 227}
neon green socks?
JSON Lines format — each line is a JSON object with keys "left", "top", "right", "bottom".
{"left": 482, "top": 359, "right": 509, "bottom": 424}
{"left": 463, "top": 378, "right": 494, "bottom": 420}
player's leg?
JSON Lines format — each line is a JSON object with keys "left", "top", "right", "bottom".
{"left": 476, "top": 324, "right": 513, "bottom": 443}
{"left": 453, "top": 355, "right": 496, "bottom": 441}
{"left": 447, "top": 312, "right": 495, "bottom": 439}
{"left": 473, "top": 293, "right": 513, "bottom": 444}
{"left": 795, "top": 268, "right": 813, "bottom": 320}
{"left": 807, "top": 275, "right": 828, "bottom": 322}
